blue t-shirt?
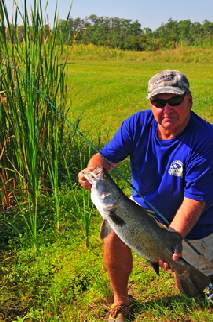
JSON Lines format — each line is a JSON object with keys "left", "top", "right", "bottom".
{"left": 100, "top": 110, "right": 213, "bottom": 240}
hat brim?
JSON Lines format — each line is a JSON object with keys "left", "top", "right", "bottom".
{"left": 147, "top": 87, "right": 185, "bottom": 99}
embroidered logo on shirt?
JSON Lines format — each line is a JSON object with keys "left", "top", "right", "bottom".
{"left": 168, "top": 160, "right": 184, "bottom": 177}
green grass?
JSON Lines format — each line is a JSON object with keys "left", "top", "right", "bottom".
{"left": 1, "top": 215, "right": 213, "bottom": 321}
{"left": 66, "top": 50, "right": 213, "bottom": 143}
{"left": 2, "top": 42, "right": 213, "bottom": 321}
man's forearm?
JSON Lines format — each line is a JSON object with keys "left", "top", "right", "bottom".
{"left": 87, "top": 153, "right": 117, "bottom": 172}
{"left": 168, "top": 197, "right": 206, "bottom": 238}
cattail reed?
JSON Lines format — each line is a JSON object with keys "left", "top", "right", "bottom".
{"left": 0, "top": 0, "right": 69, "bottom": 249}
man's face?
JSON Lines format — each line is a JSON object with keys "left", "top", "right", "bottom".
{"left": 150, "top": 93, "right": 192, "bottom": 135}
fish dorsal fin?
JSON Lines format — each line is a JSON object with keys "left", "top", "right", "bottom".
{"left": 155, "top": 219, "right": 168, "bottom": 230}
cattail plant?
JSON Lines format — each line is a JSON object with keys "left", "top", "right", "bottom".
{"left": 0, "top": 0, "right": 71, "bottom": 249}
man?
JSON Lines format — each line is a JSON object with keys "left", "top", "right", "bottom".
{"left": 78, "top": 70, "right": 213, "bottom": 322}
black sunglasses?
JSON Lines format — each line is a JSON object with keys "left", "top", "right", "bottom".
{"left": 150, "top": 95, "right": 185, "bottom": 108}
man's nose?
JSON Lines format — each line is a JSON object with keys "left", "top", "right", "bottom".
{"left": 163, "top": 103, "right": 173, "bottom": 112}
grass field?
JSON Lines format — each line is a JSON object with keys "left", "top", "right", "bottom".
{"left": 67, "top": 50, "right": 213, "bottom": 143}
{"left": 1, "top": 46, "right": 213, "bottom": 321}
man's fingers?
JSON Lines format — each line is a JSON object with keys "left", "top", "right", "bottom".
{"left": 78, "top": 171, "right": 92, "bottom": 190}
{"left": 172, "top": 253, "right": 182, "bottom": 261}
{"left": 159, "top": 260, "right": 174, "bottom": 272}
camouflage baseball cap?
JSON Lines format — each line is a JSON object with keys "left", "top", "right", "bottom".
{"left": 147, "top": 69, "right": 190, "bottom": 99}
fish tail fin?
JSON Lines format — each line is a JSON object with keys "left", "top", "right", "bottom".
{"left": 177, "top": 265, "right": 210, "bottom": 298}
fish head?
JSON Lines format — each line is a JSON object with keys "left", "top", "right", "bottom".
{"left": 81, "top": 166, "right": 104, "bottom": 187}
{"left": 81, "top": 166, "right": 118, "bottom": 216}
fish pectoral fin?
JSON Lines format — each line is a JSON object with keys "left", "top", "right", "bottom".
{"left": 100, "top": 220, "right": 113, "bottom": 239}
{"left": 148, "top": 261, "right": 159, "bottom": 275}
{"left": 109, "top": 210, "right": 126, "bottom": 226}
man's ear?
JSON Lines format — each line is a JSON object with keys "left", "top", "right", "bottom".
{"left": 187, "top": 95, "right": 193, "bottom": 108}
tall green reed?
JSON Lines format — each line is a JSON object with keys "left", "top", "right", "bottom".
{"left": 61, "top": 134, "right": 95, "bottom": 248}
{"left": 0, "top": 0, "right": 70, "bottom": 249}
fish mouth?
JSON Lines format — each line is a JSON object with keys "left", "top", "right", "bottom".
{"left": 88, "top": 166, "right": 104, "bottom": 179}
{"left": 81, "top": 166, "right": 104, "bottom": 184}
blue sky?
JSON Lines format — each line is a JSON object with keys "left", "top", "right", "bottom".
{"left": 6, "top": 0, "right": 213, "bottom": 31}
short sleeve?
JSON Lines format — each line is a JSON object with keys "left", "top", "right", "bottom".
{"left": 184, "top": 147, "right": 213, "bottom": 201}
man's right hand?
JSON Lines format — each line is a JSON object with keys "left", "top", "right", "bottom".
{"left": 78, "top": 168, "right": 94, "bottom": 190}
{"left": 77, "top": 153, "right": 118, "bottom": 190}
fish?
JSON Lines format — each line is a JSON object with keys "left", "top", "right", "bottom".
{"left": 81, "top": 166, "right": 210, "bottom": 298}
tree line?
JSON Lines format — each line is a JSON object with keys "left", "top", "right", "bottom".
{"left": 5, "top": 15, "right": 213, "bottom": 51}
{"left": 58, "top": 15, "right": 213, "bottom": 50}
